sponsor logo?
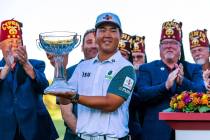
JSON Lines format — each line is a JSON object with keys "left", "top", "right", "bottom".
{"left": 123, "top": 76, "right": 134, "bottom": 90}
{"left": 82, "top": 72, "right": 91, "bottom": 77}
{"left": 105, "top": 70, "right": 113, "bottom": 80}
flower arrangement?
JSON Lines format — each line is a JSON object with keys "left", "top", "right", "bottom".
{"left": 170, "top": 91, "right": 210, "bottom": 113}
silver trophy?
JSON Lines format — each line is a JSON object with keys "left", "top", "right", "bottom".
{"left": 37, "top": 31, "right": 81, "bottom": 94}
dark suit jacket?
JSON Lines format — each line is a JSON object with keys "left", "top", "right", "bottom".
{"left": 129, "top": 70, "right": 143, "bottom": 139}
{"left": 0, "top": 59, "right": 58, "bottom": 140}
{"left": 136, "top": 60, "right": 205, "bottom": 140}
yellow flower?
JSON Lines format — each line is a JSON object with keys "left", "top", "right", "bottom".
{"left": 202, "top": 94, "right": 208, "bottom": 100}
{"left": 201, "top": 99, "right": 208, "bottom": 105}
{"left": 177, "top": 95, "right": 183, "bottom": 100}
{"left": 173, "top": 103, "right": 177, "bottom": 109}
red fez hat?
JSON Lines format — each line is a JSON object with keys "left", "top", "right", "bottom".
{"left": 189, "top": 29, "right": 209, "bottom": 49}
{"left": 118, "top": 33, "right": 132, "bottom": 54}
{"left": 160, "top": 20, "right": 182, "bottom": 42}
{"left": 131, "top": 35, "right": 145, "bottom": 53}
{"left": 118, "top": 40, "right": 131, "bottom": 54}
{"left": 0, "top": 19, "right": 22, "bottom": 42}
{"left": 121, "top": 33, "right": 133, "bottom": 43}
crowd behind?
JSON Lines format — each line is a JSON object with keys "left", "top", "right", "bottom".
{"left": 0, "top": 12, "right": 209, "bottom": 140}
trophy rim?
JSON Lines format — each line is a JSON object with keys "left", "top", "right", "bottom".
{"left": 39, "top": 31, "right": 79, "bottom": 37}
{"left": 37, "top": 31, "right": 81, "bottom": 55}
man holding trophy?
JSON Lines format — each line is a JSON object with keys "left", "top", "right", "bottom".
{"left": 40, "top": 12, "right": 136, "bottom": 140}
{"left": 0, "top": 19, "right": 58, "bottom": 140}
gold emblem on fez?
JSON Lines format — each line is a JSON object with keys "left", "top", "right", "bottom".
{"left": 192, "top": 38, "right": 199, "bottom": 46}
{"left": 134, "top": 43, "right": 140, "bottom": 50}
{"left": 9, "top": 27, "right": 18, "bottom": 35}
{"left": 119, "top": 40, "right": 126, "bottom": 48}
{"left": 165, "top": 28, "right": 174, "bottom": 36}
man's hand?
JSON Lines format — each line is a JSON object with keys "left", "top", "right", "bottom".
{"left": 47, "top": 91, "right": 76, "bottom": 99}
{"left": 47, "top": 91, "right": 76, "bottom": 98}
{"left": 0, "top": 50, "right": 12, "bottom": 79}
{"left": 47, "top": 91, "right": 77, "bottom": 104}
{"left": 165, "top": 68, "right": 179, "bottom": 90}
{"left": 58, "top": 97, "right": 71, "bottom": 105}
{"left": 176, "top": 63, "right": 184, "bottom": 85}
{"left": 203, "top": 69, "right": 210, "bottom": 81}
{"left": 14, "top": 45, "right": 36, "bottom": 79}
{"left": 4, "top": 49, "right": 14, "bottom": 68}
{"left": 203, "top": 69, "right": 210, "bottom": 91}
{"left": 15, "top": 45, "right": 28, "bottom": 65}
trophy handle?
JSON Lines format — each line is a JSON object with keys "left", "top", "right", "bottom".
{"left": 36, "top": 39, "right": 42, "bottom": 51}
{"left": 73, "top": 34, "right": 81, "bottom": 50}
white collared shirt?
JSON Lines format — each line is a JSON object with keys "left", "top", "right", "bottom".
{"left": 68, "top": 51, "right": 136, "bottom": 138}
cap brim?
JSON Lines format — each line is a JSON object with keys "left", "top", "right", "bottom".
{"left": 95, "top": 21, "right": 122, "bottom": 32}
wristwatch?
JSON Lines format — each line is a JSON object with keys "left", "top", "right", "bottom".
{"left": 70, "top": 93, "right": 80, "bottom": 103}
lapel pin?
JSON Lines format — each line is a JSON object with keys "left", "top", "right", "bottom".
{"left": 160, "top": 67, "right": 165, "bottom": 71}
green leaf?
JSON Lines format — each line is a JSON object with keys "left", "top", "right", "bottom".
{"left": 198, "top": 106, "right": 210, "bottom": 113}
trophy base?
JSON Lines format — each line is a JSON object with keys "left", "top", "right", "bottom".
{"left": 44, "top": 80, "right": 71, "bottom": 95}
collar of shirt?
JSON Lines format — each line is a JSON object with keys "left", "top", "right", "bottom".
{"left": 92, "top": 51, "right": 121, "bottom": 64}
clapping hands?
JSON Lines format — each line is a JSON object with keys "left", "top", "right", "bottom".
{"left": 165, "top": 63, "right": 184, "bottom": 90}
{"left": 15, "top": 45, "right": 28, "bottom": 65}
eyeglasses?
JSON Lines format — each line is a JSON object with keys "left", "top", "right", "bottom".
{"left": 161, "top": 41, "right": 180, "bottom": 46}
{"left": 132, "top": 55, "right": 144, "bottom": 59}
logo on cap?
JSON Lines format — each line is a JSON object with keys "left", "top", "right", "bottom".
{"left": 103, "top": 15, "right": 113, "bottom": 21}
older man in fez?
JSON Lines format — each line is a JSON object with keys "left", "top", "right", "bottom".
{"left": 0, "top": 19, "right": 58, "bottom": 140}
{"left": 129, "top": 35, "right": 147, "bottom": 140}
{"left": 189, "top": 29, "right": 210, "bottom": 91}
{"left": 136, "top": 20, "right": 206, "bottom": 140}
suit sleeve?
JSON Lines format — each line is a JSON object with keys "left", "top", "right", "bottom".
{"left": 136, "top": 65, "right": 168, "bottom": 103}
{"left": 0, "top": 61, "right": 5, "bottom": 84}
{"left": 177, "top": 64, "right": 206, "bottom": 92}
{"left": 31, "top": 60, "right": 49, "bottom": 94}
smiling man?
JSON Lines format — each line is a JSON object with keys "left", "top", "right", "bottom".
{"left": 189, "top": 29, "right": 210, "bottom": 91}
{"left": 136, "top": 20, "right": 206, "bottom": 140}
{"left": 54, "top": 12, "right": 136, "bottom": 140}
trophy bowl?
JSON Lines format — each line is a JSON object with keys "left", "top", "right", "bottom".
{"left": 37, "top": 31, "right": 81, "bottom": 95}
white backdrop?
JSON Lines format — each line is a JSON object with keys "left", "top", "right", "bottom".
{"left": 0, "top": 0, "right": 209, "bottom": 80}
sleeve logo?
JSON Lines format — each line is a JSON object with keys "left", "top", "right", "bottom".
{"left": 123, "top": 76, "right": 134, "bottom": 90}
